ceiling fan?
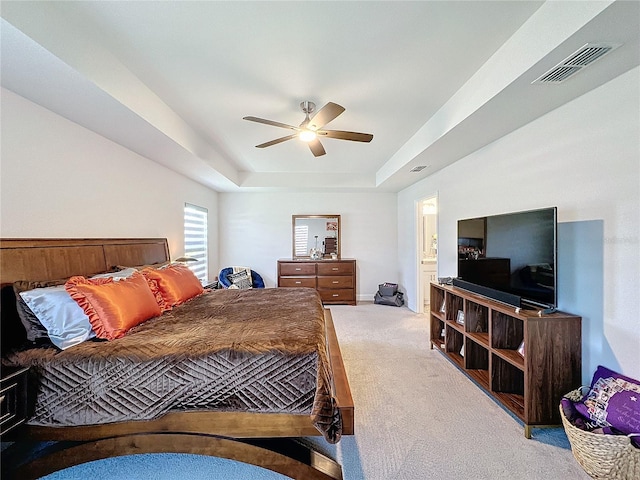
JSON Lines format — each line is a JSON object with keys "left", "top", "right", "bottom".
{"left": 243, "top": 101, "right": 373, "bottom": 157}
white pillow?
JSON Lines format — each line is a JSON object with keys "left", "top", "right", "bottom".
{"left": 20, "top": 286, "right": 95, "bottom": 350}
{"left": 91, "top": 268, "right": 137, "bottom": 279}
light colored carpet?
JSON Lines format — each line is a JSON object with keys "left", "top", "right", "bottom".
{"left": 40, "top": 303, "right": 589, "bottom": 479}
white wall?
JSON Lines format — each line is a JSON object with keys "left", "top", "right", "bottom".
{"left": 0, "top": 88, "right": 219, "bottom": 276}
{"left": 397, "top": 67, "right": 640, "bottom": 381}
{"left": 218, "top": 192, "right": 398, "bottom": 299}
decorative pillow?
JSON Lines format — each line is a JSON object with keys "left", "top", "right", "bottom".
{"left": 65, "top": 272, "right": 161, "bottom": 340}
{"left": 18, "top": 283, "right": 95, "bottom": 350}
{"left": 141, "top": 264, "right": 204, "bottom": 311}
{"left": 574, "top": 365, "right": 640, "bottom": 439}
{"left": 227, "top": 270, "right": 253, "bottom": 289}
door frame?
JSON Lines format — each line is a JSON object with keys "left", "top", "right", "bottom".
{"left": 416, "top": 194, "right": 438, "bottom": 314}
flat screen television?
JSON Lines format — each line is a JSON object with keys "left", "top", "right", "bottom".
{"left": 454, "top": 207, "right": 557, "bottom": 309}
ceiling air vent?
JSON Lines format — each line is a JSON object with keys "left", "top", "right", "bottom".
{"left": 532, "top": 43, "right": 620, "bottom": 84}
{"left": 410, "top": 165, "right": 428, "bottom": 172}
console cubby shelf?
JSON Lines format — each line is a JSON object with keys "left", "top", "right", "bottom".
{"left": 429, "top": 283, "right": 581, "bottom": 438}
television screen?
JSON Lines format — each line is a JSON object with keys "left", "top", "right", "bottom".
{"left": 456, "top": 207, "right": 557, "bottom": 309}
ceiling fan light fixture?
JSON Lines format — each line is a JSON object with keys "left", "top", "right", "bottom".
{"left": 244, "top": 101, "right": 373, "bottom": 157}
{"left": 299, "top": 130, "right": 317, "bottom": 142}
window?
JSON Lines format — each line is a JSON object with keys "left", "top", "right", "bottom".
{"left": 294, "top": 224, "right": 309, "bottom": 257}
{"left": 184, "top": 203, "right": 208, "bottom": 284}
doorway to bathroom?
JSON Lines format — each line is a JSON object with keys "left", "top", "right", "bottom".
{"left": 417, "top": 195, "right": 438, "bottom": 313}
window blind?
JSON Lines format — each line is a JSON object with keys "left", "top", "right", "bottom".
{"left": 294, "top": 225, "right": 309, "bottom": 257}
{"left": 184, "top": 203, "right": 208, "bottom": 284}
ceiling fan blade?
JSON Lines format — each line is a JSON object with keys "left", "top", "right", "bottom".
{"left": 255, "top": 134, "right": 298, "bottom": 148}
{"left": 320, "top": 130, "right": 374, "bottom": 143}
{"left": 308, "top": 138, "right": 326, "bottom": 157}
{"left": 307, "top": 102, "right": 345, "bottom": 130}
{"left": 243, "top": 116, "right": 300, "bottom": 131}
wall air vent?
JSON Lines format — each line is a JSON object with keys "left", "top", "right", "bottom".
{"left": 410, "top": 165, "right": 428, "bottom": 172}
{"left": 532, "top": 43, "right": 621, "bottom": 84}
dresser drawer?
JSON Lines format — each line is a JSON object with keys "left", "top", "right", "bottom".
{"left": 279, "top": 263, "right": 316, "bottom": 276}
{"left": 317, "top": 276, "right": 354, "bottom": 289}
{"left": 279, "top": 277, "right": 316, "bottom": 288}
{"left": 319, "top": 289, "right": 355, "bottom": 303}
{"left": 317, "top": 262, "right": 354, "bottom": 276}
{"left": 1, "top": 366, "right": 29, "bottom": 436}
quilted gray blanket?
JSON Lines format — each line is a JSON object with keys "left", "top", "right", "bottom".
{"left": 6, "top": 288, "right": 342, "bottom": 443}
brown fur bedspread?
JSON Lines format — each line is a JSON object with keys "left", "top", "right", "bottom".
{"left": 6, "top": 288, "right": 342, "bottom": 443}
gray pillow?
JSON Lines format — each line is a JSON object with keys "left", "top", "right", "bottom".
{"left": 13, "top": 280, "right": 65, "bottom": 344}
{"left": 15, "top": 296, "right": 50, "bottom": 344}
{"left": 227, "top": 270, "right": 253, "bottom": 289}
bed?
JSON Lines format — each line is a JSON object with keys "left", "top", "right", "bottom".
{"left": 0, "top": 238, "right": 354, "bottom": 480}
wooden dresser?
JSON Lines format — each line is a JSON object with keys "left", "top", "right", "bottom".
{"left": 277, "top": 259, "right": 356, "bottom": 305}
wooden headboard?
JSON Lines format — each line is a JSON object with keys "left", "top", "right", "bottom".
{"left": 0, "top": 238, "right": 170, "bottom": 284}
{"left": 0, "top": 238, "right": 170, "bottom": 352}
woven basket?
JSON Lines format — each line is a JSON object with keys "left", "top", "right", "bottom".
{"left": 560, "top": 388, "right": 640, "bottom": 479}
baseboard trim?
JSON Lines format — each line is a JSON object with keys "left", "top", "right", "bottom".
{"left": 357, "top": 294, "right": 376, "bottom": 303}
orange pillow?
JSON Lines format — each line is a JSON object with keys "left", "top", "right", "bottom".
{"left": 142, "top": 264, "right": 204, "bottom": 312}
{"left": 65, "top": 272, "right": 161, "bottom": 340}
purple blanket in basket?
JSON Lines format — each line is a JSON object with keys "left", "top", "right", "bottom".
{"left": 563, "top": 365, "right": 640, "bottom": 447}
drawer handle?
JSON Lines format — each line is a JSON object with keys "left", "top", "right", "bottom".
{"left": 295, "top": 281, "right": 301, "bottom": 284}
{"left": 332, "top": 294, "right": 339, "bottom": 297}
{"left": 332, "top": 267, "right": 339, "bottom": 271}
{"left": 295, "top": 268, "right": 302, "bottom": 271}
{"left": 332, "top": 281, "right": 339, "bottom": 284}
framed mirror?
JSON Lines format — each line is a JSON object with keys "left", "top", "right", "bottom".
{"left": 292, "top": 215, "right": 341, "bottom": 259}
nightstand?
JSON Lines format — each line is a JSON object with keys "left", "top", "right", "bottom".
{"left": 0, "top": 366, "right": 29, "bottom": 436}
